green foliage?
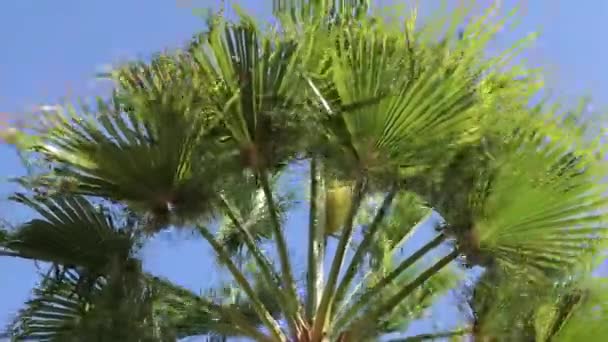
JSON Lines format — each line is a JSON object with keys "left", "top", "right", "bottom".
{"left": 4, "top": 194, "right": 132, "bottom": 272}
{"left": 2, "top": 0, "right": 608, "bottom": 341}
{"left": 216, "top": 173, "right": 292, "bottom": 254}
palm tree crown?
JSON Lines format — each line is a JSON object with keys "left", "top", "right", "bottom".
{"left": 2, "top": 1, "right": 608, "bottom": 341}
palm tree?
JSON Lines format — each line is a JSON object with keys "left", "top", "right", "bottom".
{"left": 2, "top": 0, "right": 608, "bottom": 340}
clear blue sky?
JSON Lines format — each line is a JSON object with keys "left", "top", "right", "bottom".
{"left": 1, "top": 0, "right": 607, "bottom": 339}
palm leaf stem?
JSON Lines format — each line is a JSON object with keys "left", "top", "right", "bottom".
{"left": 333, "top": 232, "right": 447, "bottom": 330}
{"left": 259, "top": 171, "right": 301, "bottom": 320}
{"left": 198, "top": 226, "right": 286, "bottom": 341}
{"left": 217, "top": 194, "right": 299, "bottom": 335}
{"left": 331, "top": 185, "right": 399, "bottom": 319}
{"left": 347, "top": 249, "right": 459, "bottom": 333}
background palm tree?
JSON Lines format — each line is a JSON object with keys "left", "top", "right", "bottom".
{"left": 2, "top": 0, "right": 608, "bottom": 341}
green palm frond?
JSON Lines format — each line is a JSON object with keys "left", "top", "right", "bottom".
{"left": 470, "top": 267, "right": 608, "bottom": 341}
{"left": 28, "top": 95, "right": 223, "bottom": 231}
{"left": 369, "top": 191, "right": 431, "bottom": 260}
{"left": 327, "top": 187, "right": 430, "bottom": 311}
{"left": 467, "top": 266, "right": 547, "bottom": 340}
{"left": 337, "top": 258, "right": 459, "bottom": 340}
{"left": 467, "top": 120, "right": 608, "bottom": 278}
{"left": 2, "top": 194, "right": 132, "bottom": 272}
{"left": 107, "top": 51, "right": 226, "bottom": 142}
{"left": 406, "top": 102, "right": 608, "bottom": 278}
{"left": 307, "top": 7, "right": 512, "bottom": 180}
{"left": 188, "top": 11, "right": 313, "bottom": 320}
{"left": 216, "top": 173, "right": 292, "bottom": 254}
{"left": 215, "top": 266, "right": 284, "bottom": 321}
{"left": 331, "top": 209, "right": 446, "bottom": 334}
{"left": 6, "top": 264, "right": 168, "bottom": 342}
{"left": 111, "top": 53, "right": 194, "bottom": 98}
{"left": 150, "top": 268, "right": 287, "bottom": 341}
{"left": 534, "top": 284, "right": 587, "bottom": 341}
{"left": 272, "top": 0, "right": 370, "bottom": 27}
{"left": 190, "top": 11, "right": 310, "bottom": 171}
{"left": 149, "top": 276, "right": 219, "bottom": 338}
{"left": 372, "top": 267, "right": 459, "bottom": 336}
{"left": 1, "top": 195, "right": 173, "bottom": 340}
{"left": 542, "top": 278, "right": 608, "bottom": 341}
{"left": 7, "top": 265, "right": 275, "bottom": 341}
{"left": 7, "top": 269, "right": 103, "bottom": 341}
{"left": 149, "top": 275, "right": 253, "bottom": 339}
{"left": 5, "top": 1, "right": 608, "bottom": 341}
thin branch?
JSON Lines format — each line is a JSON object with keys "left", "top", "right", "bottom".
{"left": 306, "top": 157, "right": 321, "bottom": 321}
{"left": 389, "top": 328, "right": 471, "bottom": 341}
{"left": 259, "top": 171, "right": 300, "bottom": 317}
{"left": 331, "top": 185, "right": 398, "bottom": 318}
{"left": 333, "top": 233, "right": 447, "bottom": 330}
{"left": 198, "top": 226, "right": 286, "bottom": 342}
{"left": 346, "top": 249, "right": 459, "bottom": 333}
{"left": 218, "top": 195, "right": 298, "bottom": 336}
{"left": 311, "top": 177, "right": 366, "bottom": 340}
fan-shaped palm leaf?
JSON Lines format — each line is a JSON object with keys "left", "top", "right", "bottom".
{"left": 5, "top": 1, "right": 607, "bottom": 341}
{"left": 7, "top": 268, "right": 105, "bottom": 341}
{"left": 302, "top": 21, "right": 508, "bottom": 324}
{"left": 466, "top": 119, "right": 608, "bottom": 278}
{"left": 5, "top": 263, "right": 170, "bottom": 342}
{"left": 2, "top": 194, "right": 132, "bottom": 273}
{"left": 405, "top": 99, "right": 608, "bottom": 279}
{"left": 189, "top": 10, "right": 310, "bottom": 171}
{"left": 148, "top": 274, "right": 278, "bottom": 340}
{"left": 306, "top": 5, "right": 516, "bottom": 181}
{"left": 6, "top": 265, "right": 278, "bottom": 341}
{"left": 468, "top": 264, "right": 608, "bottom": 341}
{"left": 0, "top": 194, "right": 178, "bottom": 340}
{"left": 28, "top": 94, "right": 223, "bottom": 231}
{"left": 330, "top": 203, "right": 445, "bottom": 333}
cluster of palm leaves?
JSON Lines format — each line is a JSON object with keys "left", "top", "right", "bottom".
{"left": 2, "top": 0, "right": 608, "bottom": 340}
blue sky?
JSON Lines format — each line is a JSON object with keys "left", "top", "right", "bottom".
{"left": 1, "top": 0, "right": 607, "bottom": 339}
